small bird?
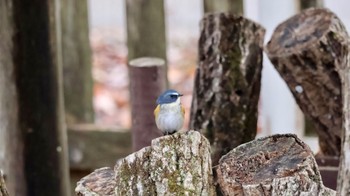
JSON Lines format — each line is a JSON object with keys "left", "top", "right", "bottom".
{"left": 154, "top": 89, "right": 185, "bottom": 135}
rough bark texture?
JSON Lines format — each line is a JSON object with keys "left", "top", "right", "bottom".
{"left": 216, "top": 134, "right": 336, "bottom": 195}
{"left": 0, "top": 0, "right": 26, "bottom": 195}
{"left": 129, "top": 57, "right": 167, "bottom": 151}
{"left": 125, "top": 0, "right": 166, "bottom": 62}
{"left": 13, "top": 0, "right": 70, "bottom": 195}
{"left": 203, "top": 0, "right": 243, "bottom": 15}
{"left": 335, "top": 13, "right": 350, "bottom": 196}
{"left": 0, "top": 171, "right": 9, "bottom": 196}
{"left": 265, "top": 8, "right": 348, "bottom": 156}
{"left": 190, "top": 13, "right": 265, "bottom": 165}
{"left": 76, "top": 131, "right": 216, "bottom": 195}
{"left": 61, "top": 0, "right": 94, "bottom": 124}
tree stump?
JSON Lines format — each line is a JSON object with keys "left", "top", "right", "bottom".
{"left": 190, "top": 13, "right": 265, "bottom": 165}
{"left": 265, "top": 8, "right": 349, "bottom": 156}
{"left": 0, "top": 171, "right": 9, "bottom": 196}
{"left": 216, "top": 134, "right": 336, "bottom": 195}
{"left": 129, "top": 57, "right": 167, "bottom": 151}
{"left": 75, "top": 131, "right": 215, "bottom": 195}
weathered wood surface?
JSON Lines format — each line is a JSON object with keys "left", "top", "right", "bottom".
{"left": 0, "top": 0, "right": 26, "bottom": 195}
{"left": 129, "top": 58, "right": 166, "bottom": 151}
{"left": 203, "top": 0, "right": 243, "bottom": 15}
{"left": 68, "top": 125, "right": 132, "bottom": 170}
{"left": 13, "top": 0, "right": 70, "bottom": 195}
{"left": 216, "top": 134, "right": 335, "bottom": 195}
{"left": 266, "top": 8, "right": 348, "bottom": 156}
{"left": 0, "top": 171, "right": 9, "bottom": 196}
{"left": 61, "top": 0, "right": 94, "bottom": 124}
{"left": 76, "top": 131, "right": 215, "bottom": 195}
{"left": 190, "top": 13, "right": 265, "bottom": 165}
{"left": 334, "top": 11, "right": 350, "bottom": 196}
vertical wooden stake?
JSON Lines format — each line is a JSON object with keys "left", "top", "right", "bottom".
{"left": 190, "top": 13, "right": 265, "bottom": 165}
{"left": 129, "top": 57, "right": 167, "bottom": 151}
{"left": 13, "top": 0, "right": 70, "bottom": 195}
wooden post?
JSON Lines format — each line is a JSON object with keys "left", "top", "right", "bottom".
{"left": 125, "top": 0, "right": 167, "bottom": 62}
{"left": 129, "top": 57, "right": 167, "bottom": 151}
{"left": 190, "top": 13, "right": 265, "bottom": 165}
{"left": 0, "top": 1, "right": 26, "bottom": 195}
{"left": 61, "top": 0, "right": 94, "bottom": 124}
{"left": 299, "top": 0, "right": 323, "bottom": 9}
{"left": 216, "top": 134, "right": 335, "bottom": 195}
{"left": 265, "top": 8, "right": 348, "bottom": 156}
{"left": 203, "top": 0, "right": 243, "bottom": 15}
{"left": 13, "top": 0, "right": 70, "bottom": 195}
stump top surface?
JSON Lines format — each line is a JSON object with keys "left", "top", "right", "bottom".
{"left": 218, "top": 134, "right": 312, "bottom": 184}
{"left": 266, "top": 8, "right": 333, "bottom": 56}
{"left": 129, "top": 57, "right": 165, "bottom": 67}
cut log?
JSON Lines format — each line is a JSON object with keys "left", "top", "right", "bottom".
{"left": 216, "top": 134, "right": 336, "bottom": 195}
{"left": 76, "top": 131, "right": 215, "bottom": 195}
{"left": 0, "top": 171, "right": 9, "bottom": 196}
{"left": 190, "top": 13, "right": 265, "bottom": 165}
{"left": 265, "top": 8, "right": 349, "bottom": 156}
{"left": 129, "top": 57, "right": 167, "bottom": 151}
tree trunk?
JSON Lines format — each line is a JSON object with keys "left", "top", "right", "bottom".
{"left": 76, "top": 131, "right": 216, "bottom": 195}
{"left": 203, "top": 0, "right": 243, "bottom": 15}
{"left": 13, "top": 0, "right": 70, "bottom": 195}
{"left": 129, "top": 57, "right": 167, "bottom": 151}
{"left": 265, "top": 8, "right": 348, "bottom": 156}
{"left": 0, "top": 171, "right": 9, "bottom": 196}
{"left": 125, "top": 0, "right": 167, "bottom": 62}
{"left": 61, "top": 0, "right": 94, "bottom": 124}
{"left": 190, "top": 13, "right": 265, "bottom": 165}
{"left": 216, "top": 134, "right": 336, "bottom": 195}
{"left": 0, "top": 0, "right": 26, "bottom": 195}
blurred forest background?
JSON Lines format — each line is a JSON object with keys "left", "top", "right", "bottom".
{"left": 1, "top": 0, "right": 350, "bottom": 195}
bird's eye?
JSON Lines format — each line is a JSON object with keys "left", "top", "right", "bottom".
{"left": 170, "top": 94, "right": 177, "bottom": 99}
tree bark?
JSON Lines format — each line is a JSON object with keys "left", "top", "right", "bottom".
{"left": 125, "top": 0, "right": 167, "bottom": 62}
{"left": 265, "top": 8, "right": 348, "bottom": 156}
{"left": 335, "top": 16, "right": 350, "bottom": 196}
{"left": 0, "top": 171, "right": 9, "bottom": 196}
{"left": 61, "top": 0, "right": 94, "bottom": 124}
{"left": 76, "top": 131, "right": 216, "bottom": 195}
{"left": 0, "top": 0, "right": 26, "bottom": 195}
{"left": 190, "top": 13, "right": 265, "bottom": 165}
{"left": 203, "top": 0, "right": 243, "bottom": 15}
{"left": 12, "top": 0, "right": 70, "bottom": 195}
{"left": 129, "top": 57, "right": 167, "bottom": 151}
{"left": 216, "top": 134, "right": 336, "bottom": 195}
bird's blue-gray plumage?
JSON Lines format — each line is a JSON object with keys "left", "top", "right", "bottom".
{"left": 156, "top": 89, "right": 183, "bottom": 104}
{"left": 154, "top": 89, "right": 185, "bottom": 135}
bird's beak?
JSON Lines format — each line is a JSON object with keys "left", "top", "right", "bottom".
{"left": 179, "top": 94, "right": 183, "bottom": 97}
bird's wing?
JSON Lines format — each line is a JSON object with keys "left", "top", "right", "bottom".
{"left": 181, "top": 105, "right": 185, "bottom": 117}
{"left": 154, "top": 105, "right": 160, "bottom": 119}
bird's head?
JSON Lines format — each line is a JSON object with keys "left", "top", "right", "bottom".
{"left": 156, "top": 89, "right": 183, "bottom": 105}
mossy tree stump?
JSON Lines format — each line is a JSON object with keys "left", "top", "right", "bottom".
{"left": 75, "top": 131, "right": 215, "bottom": 195}
{"left": 190, "top": 13, "right": 265, "bottom": 165}
{"left": 266, "top": 8, "right": 349, "bottom": 156}
{"left": 216, "top": 134, "right": 335, "bottom": 195}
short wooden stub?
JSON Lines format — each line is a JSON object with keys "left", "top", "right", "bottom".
{"left": 266, "top": 8, "right": 350, "bottom": 156}
{"left": 129, "top": 57, "right": 167, "bottom": 151}
{"left": 190, "top": 13, "right": 265, "bottom": 165}
{"left": 216, "top": 134, "right": 335, "bottom": 195}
